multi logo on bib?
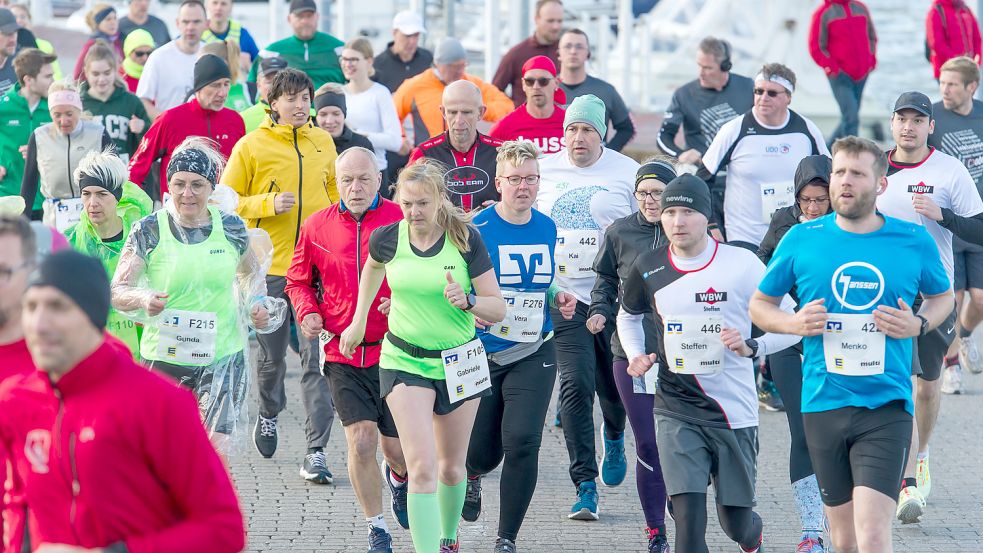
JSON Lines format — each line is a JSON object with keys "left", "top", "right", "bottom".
{"left": 444, "top": 166, "right": 491, "bottom": 196}
{"left": 824, "top": 262, "right": 887, "bottom": 376}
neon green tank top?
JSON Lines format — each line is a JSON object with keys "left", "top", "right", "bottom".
{"left": 140, "top": 207, "right": 243, "bottom": 365}
{"left": 380, "top": 221, "right": 475, "bottom": 379}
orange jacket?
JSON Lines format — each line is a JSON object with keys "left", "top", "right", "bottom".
{"left": 393, "top": 69, "right": 514, "bottom": 145}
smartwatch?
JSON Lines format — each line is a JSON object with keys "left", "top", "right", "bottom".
{"left": 916, "top": 314, "right": 929, "bottom": 337}
{"left": 744, "top": 338, "right": 760, "bottom": 359}
{"left": 464, "top": 292, "right": 477, "bottom": 311}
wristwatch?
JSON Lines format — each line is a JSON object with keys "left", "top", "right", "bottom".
{"left": 916, "top": 314, "right": 929, "bottom": 337}
{"left": 464, "top": 292, "right": 477, "bottom": 311}
{"left": 744, "top": 338, "right": 760, "bottom": 359}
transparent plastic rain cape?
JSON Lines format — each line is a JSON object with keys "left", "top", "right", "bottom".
{"left": 110, "top": 191, "right": 286, "bottom": 455}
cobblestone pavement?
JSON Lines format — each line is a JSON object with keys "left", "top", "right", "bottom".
{"left": 232, "top": 356, "right": 983, "bottom": 553}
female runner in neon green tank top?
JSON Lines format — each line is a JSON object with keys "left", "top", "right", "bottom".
{"left": 340, "top": 159, "right": 506, "bottom": 553}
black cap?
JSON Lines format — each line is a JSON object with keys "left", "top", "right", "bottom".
{"left": 794, "top": 154, "right": 832, "bottom": 195}
{"left": 0, "top": 8, "right": 20, "bottom": 34}
{"left": 28, "top": 250, "right": 110, "bottom": 330}
{"left": 661, "top": 174, "right": 713, "bottom": 221}
{"left": 259, "top": 55, "right": 288, "bottom": 76}
{"left": 193, "top": 54, "right": 231, "bottom": 93}
{"left": 894, "top": 91, "right": 933, "bottom": 119}
{"left": 289, "top": 0, "right": 317, "bottom": 14}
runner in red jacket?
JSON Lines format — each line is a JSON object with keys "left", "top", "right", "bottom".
{"left": 0, "top": 250, "right": 245, "bottom": 553}
{"left": 127, "top": 55, "right": 245, "bottom": 197}
{"left": 285, "top": 147, "right": 408, "bottom": 551}
{"left": 808, "top": 0, "right": 877, "bottom": 141}
{"left": 927, "top": 0, "right": 982, "bottom": 79}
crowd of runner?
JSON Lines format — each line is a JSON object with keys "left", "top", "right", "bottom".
{"left": 0, "top": 0, "right": 982, "bottom": 552}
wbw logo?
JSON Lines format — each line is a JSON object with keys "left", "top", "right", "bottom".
{"left": 498, "top": 244, "right": 552, "bottom": 285}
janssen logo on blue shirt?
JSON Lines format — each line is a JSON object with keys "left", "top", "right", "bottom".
{"left": 831, "top": 262, "right": 885, "bottom": 311}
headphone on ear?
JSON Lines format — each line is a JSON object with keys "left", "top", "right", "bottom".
{"left": 719, "top": 40, "right": 732, "bottom": 72}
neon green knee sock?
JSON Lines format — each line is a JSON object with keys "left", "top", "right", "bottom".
{"left": 437, "top": 480, "right": 467, "bottom": 541}
{"left": 408, "top": 492, "right": 441, "bottom": 552}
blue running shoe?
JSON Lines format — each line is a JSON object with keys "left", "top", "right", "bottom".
{"left": 553, "top": 406, "right": 562, "bottom": 427}
{"left": 367, "top": 526, "right": 393, "bottom": 553}
{"left": 383, "top": 462, "right": 409, "bottom": 529}
{"left": 600, "top": 426, "right": 627, "bottom": 487}
{"left": 568, "top": 481, "right": 599, "bottom": 520}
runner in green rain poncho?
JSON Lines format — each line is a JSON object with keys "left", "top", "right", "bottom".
{"left": 64, "top": 150, "right": 152, "bottom": 357}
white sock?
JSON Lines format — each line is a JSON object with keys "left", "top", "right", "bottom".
{"left": 917, "top": 449, "right": 929, "bottom": 461}
{"left": 367, "top": 514, "right": 388, "bottom": 533}
{"left": 387, "top": 467, "right": 407, "bottom": 488}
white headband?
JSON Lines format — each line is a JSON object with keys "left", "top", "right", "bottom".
{"left": 754, "top": 73, "right": 794, "bottom": 93}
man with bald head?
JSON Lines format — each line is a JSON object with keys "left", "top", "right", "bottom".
{"left": 409, "top": 79, "right": 504, "bottom": 211}
{"left": 286, "top": 146, "right": 409, "bottom": 550}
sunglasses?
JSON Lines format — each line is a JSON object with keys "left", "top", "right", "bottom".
{"left": 523, "top": 77, "right": 552, "bottom": 87}
{"left": 754, "top": 88, "right": 784, "bottom": 98}
{"left": 132, "top": 49, "right": 152, "bottom": 58}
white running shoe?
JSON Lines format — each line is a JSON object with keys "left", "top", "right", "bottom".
{"left": 959, "top": 332, "right": 983, "bottom": 374}
{"left": 941, "top": 364, "right": 963, "bottom": 395}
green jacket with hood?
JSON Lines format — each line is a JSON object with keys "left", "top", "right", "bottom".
{"left": 0, "top": 85, "right": 51, "bottom": 211}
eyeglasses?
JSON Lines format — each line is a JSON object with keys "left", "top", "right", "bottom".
{"left": 0, "top": 261, "right": 32, "bottom": 285}
{"left": 499, "top": 174, "right": 541, "bottom": 186}
{"left": 132, "top": 50, "right": 152, "bottom": 59}
{"left": 634, "top": 190, "right": 664, "bottom": 201}
{"left": 754, "top": 88, "right": 784, "bottom": 98}
{"left": 339, "top": 56, "right": 363, "bottom": 64}
{"left": 523, "top": 77, "right": 553, "bottom": 87}
{"left": 797, "top": 196, "right": 829, "bottom": 206}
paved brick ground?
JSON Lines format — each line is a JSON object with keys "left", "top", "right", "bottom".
{"left": 232, "top": 355, "right": 983, "bottom": 552}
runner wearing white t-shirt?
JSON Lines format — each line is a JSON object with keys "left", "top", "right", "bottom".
{"left": 701, "top": 63, "right": 829, "bottom": 249}
{"left": 135, "top": 1, "right": 207, "bottom": 118}
{"left": 537, "top": 94, "right": 637, "bottom": 520}
{"left": 879, "top": 91, "right": 983, "bottom": 525}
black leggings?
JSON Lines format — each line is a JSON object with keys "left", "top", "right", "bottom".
{"left": 466, "top": 342, "right": 557, "bottom": 542}
{"left": 671, "top": 492, "right": 762, "bottom": 553}
{"left": 768, "top": 346, "right": 814, "bottom": 483}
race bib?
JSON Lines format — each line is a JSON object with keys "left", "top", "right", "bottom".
{"left": 51, "top": 198, "right": 84, "bottom": 232}
{"left": 823, "top": 314, "right": 886, "bottom": 376}
{"left": 556, "top": 229, "right": 599, "bottom": 278}
{"left": 488, "top": 290, "right": 546, "bottom": 343}
{"left": 632, "top": 364, "right": 659, "bottom": 394}
{"left": 759, "top": 181, "right": 795, "bottom": 224}
{"left": 318, "top": 330, "right": 335, "bottom": 368}
{"left": 663, "top": 315, "right": 725, "bottom": 375}
{"left": 442, "top": 338, "right": 491, "bottom": 403}
{"left": 157, "top": 309, "right": 217, "bottom": 364}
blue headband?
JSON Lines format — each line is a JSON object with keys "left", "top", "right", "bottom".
{"left": 167, "top": 148, "right": 217, "bottom": 186}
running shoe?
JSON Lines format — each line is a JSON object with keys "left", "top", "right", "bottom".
{"left": 494, "top": 537, "right": 518, "bottom": 553}
{"left": 896, "top": 485, "right": 926, "bottom": 524}
{"left": 367, "top": 526, "right": 394, "bottom": 553}
{"left": 960, "top": 333, "right": 983, "bottom": 374}
{"left": 438, "top": 539, "right": 459, "bottom": 552}
{"left": 940, "top": 364, "right": 964, "bottom": 395}
{"left": 757, "top": 379, "right": 784, "bottom": 412}
{"left": 461, "top": 475, "right": 482, "bottom": 522}
{"left": 383, "top": 462, "right": 409, "bottom": 529}
{"left": 647, "top": 530, "right": 670, "bottom": 553}
{"left": 796, "top": 534, "right": 824, "bottom": 553}
{"left": 916, "top": 454, "right": 932, "bottom": 499}
{"left": 600, "top": 426, "right": 627, "bottom": 487}
{"left": 253, "top": 415, "right": 278, "bottom": 458}
{"left": 568, "top": 481, "right": 599, "bottom": 521}
{"left": 299, "top": 450, "right": 333, "bottom": 484}
{"left": 739, "top": 532, "right": 763, "bottom": 552}
{"left": 553, "top": 406, "right": 562, "bottom": 427}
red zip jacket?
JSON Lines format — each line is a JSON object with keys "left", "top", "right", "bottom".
{"left": 127, "top": 98, "right": 245, "bottom": 194}
{"left": 808, "top": 0, "right": 877, "bottom": 80}
{"left": 0, "top": 339, "right": 245, "bottom": 553}
{"left": 286, "top": 196, "right": 403, "bottom": 368}
{"left": 927, "top": 0, "right": 982, "bottom": 78}
{"left": 1, "top": 339, "right": 34, "bottom": 553}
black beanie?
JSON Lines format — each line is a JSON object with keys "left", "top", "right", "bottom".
{"left": 313, "top": 90, "right": 347, "bottom": 117}
{"left": 28, "top": 250, "right": 110, "bottom": 330}
{"left": 193, "top": 54, "right": 232, "bottom": 93}
{"left": 661, "top": 174, "right": 713, "bottom": 221}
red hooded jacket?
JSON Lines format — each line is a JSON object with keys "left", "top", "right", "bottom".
{"left": 286, "top": 196, "right": 403, "bottom": 368}
{"left": 927, "top": 0, "right": 982, "bottom": 78}
{"left": 0, "top": 339, "right": 34, "bottom": 553}
{"left": 808, "top": 0, "right": 877, "bottom": 80}
{"left": 0, "top": 339, "right": 245, "bottom": 553}
{"left": 127, "top": 98, "right": 245, "bottom": 194}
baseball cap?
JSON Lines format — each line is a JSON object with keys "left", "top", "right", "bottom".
{"left": 259, "top": 55, "right": 288, "bottom": 76}
{"left": 893, "top": 91, "right": 933, "bottom": 118}
{"left": 393, "top": 10, "right": 425, "bottom": 35}
{"left": 0, "top": 8, "right": 20, "bottom": 35}
{"left": 289, "top": 0, "right": 317, "bottom": 15}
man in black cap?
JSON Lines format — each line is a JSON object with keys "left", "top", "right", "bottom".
{"left": 0, "top": 7, "right": 22, "bottom": 95}
{"left": 617, "top": 174, "right": 800, "bottom": 553}
{"left": 129, "top": 53, "right": 245, "bottom": 200}
{"left": 240, "top": 53, "right": 287, "bottom": 132}
{"left": 878, "top": 90, "right": 983, "bottom": 524}
{"left": 246, "top": 0, "right": 343, "bottom": 89}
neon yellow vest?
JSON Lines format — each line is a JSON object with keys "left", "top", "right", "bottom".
{"left": 202, "top": 20, "right": 241, "bottom": 44}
